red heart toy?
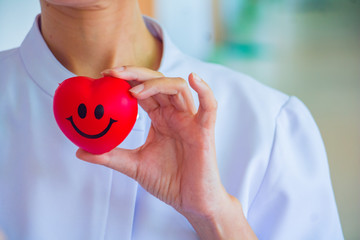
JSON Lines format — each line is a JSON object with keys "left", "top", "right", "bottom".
{"left": 53, "top": 76, "right": 138, "bottom": 154}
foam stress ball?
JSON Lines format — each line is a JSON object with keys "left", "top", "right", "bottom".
{"left": 53, "top": 76, "right": 138, "bottom": 154}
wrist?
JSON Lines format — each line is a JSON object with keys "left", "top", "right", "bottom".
{"left": 182, "top": 193, "right": 257, "bottom": 240}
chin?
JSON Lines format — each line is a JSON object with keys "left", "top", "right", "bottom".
{"left": 45, "top": 0, "right": 110, "bottom": 9}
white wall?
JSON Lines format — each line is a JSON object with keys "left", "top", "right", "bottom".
{"left": 0, "top": 0, "right": 40, "bottom": 51}
{"left": 154, "top": 0, "right": 214, "bottom": 60}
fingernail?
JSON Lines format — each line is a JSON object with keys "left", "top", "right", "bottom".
{"left": 192, "top": 72, "right": 202, "bottom": 83}
{"left": 101, "top": 67, "right": 125, "bottom": 76}
{"left": 129, "top": 84, "right": 144, "bottom": 94}
{"left": 115, "top": 66, "right": 125, "bottom": 71}
{"left": 100, "top": 69, "right": 111, "bottom": 76}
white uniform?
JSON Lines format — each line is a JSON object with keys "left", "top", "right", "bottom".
{"left": 0, "top": 16, "right": 343, "bottom": 240}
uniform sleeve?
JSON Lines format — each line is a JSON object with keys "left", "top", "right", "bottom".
{"left": 247, "top": 96, "right": 344, "bottom": 240}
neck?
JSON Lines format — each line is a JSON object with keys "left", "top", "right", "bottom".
{"left": 39, "top": 0, "right": 162, "bottom": 78}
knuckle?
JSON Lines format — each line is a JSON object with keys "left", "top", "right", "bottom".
{"left": 175, "top": 77, "right": 186, "bottom": 83}
{"left": 213, "top": 99, "right": 218, "bottom": 111}
{"left": 122, "top": 65, "right": 133, "bottom": 72}
{"left": 205, "top": 97, "right": 218, "bottom": 113}
{"left": 205, "top": 89, "right": 217, "bottom": 111}
{"left": 174, "top": 77, "right": 187, "bottom": 89}
{"left": 143, "top": 80, "right": 156, "bottom": 92}
{"left": 212, "top": 98, "right": 218, "bottom": 108}
{"left": 207, "top": 100, "right": 218, "bottom": 112}
{"left": 157, "top": 77, "right": 170, "bottom": 86}
{"left": 147, "top": 68, "right": 163, "bottom": 78}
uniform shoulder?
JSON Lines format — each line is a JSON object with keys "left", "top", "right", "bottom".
{"left": 0, "top": 48, "right": 19, "bottom": 62}
{"left": 180, "top": 55, "right": 290, "bottom": 116}
{"left": 0, "top": 48, "right": 25, "bottom": 98}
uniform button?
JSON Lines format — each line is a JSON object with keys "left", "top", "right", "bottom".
{"left": 136, "top": 113, "right": 140, "bottom": 120}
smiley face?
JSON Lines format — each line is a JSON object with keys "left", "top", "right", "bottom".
{"left": 66, "top": 103, "right": 118, "bottom": 139}
{"left": 53, "top": 76, "right": 138, "bottom": 154}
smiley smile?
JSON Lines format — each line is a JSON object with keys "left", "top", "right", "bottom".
{"left": 66, "top": 116, "right": 117, "bottom": 139}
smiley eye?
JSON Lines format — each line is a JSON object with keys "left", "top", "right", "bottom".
{"left": 95, "top": 104, "right": 104, "bottom": 120}
{"left": 78, "top": 103, "right": 87, "bottom": 119}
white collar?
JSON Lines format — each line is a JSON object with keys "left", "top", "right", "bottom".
{"left": 19, "top": 15, "right": 182, "bottom": 98}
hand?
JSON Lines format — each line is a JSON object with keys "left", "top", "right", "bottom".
{"left": 77, "top": 66, "right": 257, "bottom": 239}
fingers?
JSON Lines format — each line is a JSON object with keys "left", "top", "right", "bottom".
{"left": 76, "top": 148, "right": 138, "bottom": 180}
{"left": 102, "top": 67, "right": 217, "bottom": 123}
{"left": 103, "top": 66, "right": 196, "bottom": 114}
{"left": 101, "top": 66, "right": 164, "bottom": 82}
{"left": 188, "top": 73, "right": 217, "bottom": 128}
{"left": 130, "top": 77, "right": 196, "bottom": 113}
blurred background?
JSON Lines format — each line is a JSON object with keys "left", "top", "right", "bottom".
{"left": 0, "top": 0, "right": 359, "bottom": 239}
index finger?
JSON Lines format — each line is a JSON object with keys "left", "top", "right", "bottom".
{"left": 101, "top": 66, "right": 164, "bottom": 82}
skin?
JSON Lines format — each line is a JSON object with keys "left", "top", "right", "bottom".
{"left": 41, "top": 0, "right": 258, "bottom": 239}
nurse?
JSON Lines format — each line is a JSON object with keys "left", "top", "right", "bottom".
{"left": 0, "top": 0, "right": 343, "bottom": 239}
{"left": 42, "top": 0, "right": 256, "bottom": 238}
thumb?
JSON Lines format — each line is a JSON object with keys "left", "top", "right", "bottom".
{"left": 76, "top": 148, "right": 138, "bottom": 179}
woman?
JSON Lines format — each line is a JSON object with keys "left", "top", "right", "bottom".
{"left": 0, "top": 0, "right": 343, "bottom": 239}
